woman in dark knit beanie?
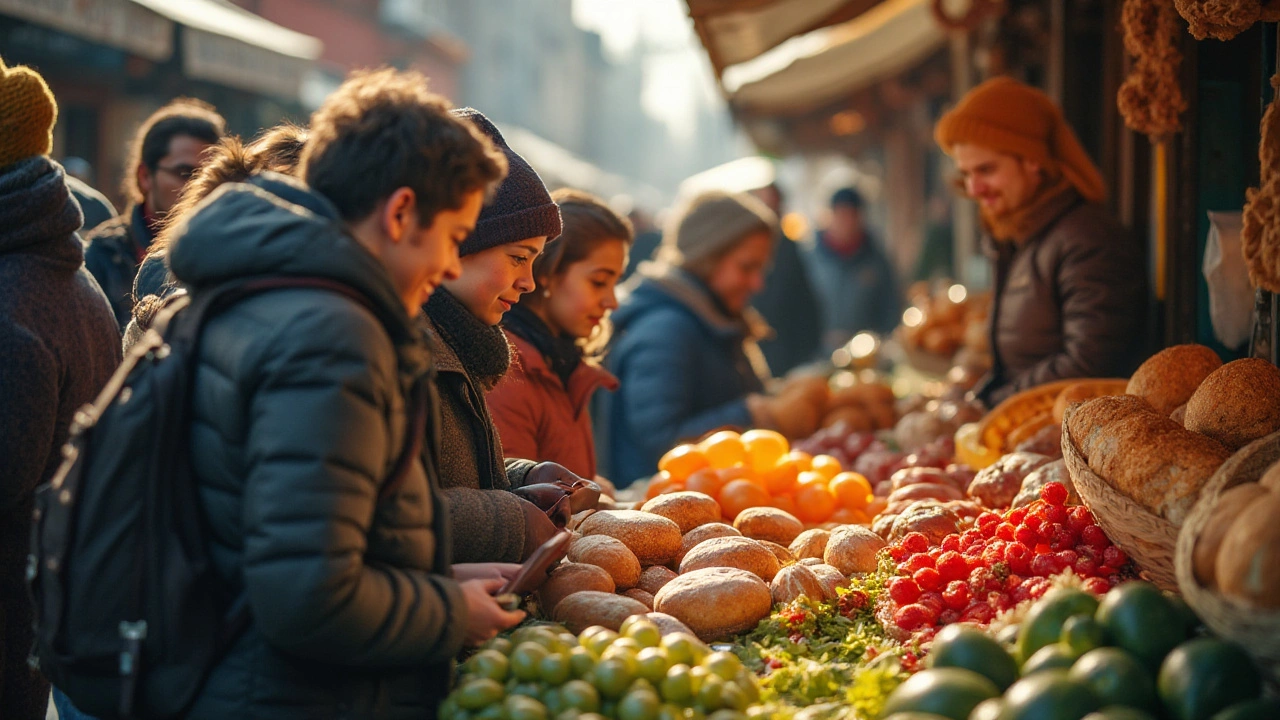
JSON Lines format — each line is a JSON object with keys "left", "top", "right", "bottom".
{"left": 425, "top": 107, "right": 594, "bottom": 564}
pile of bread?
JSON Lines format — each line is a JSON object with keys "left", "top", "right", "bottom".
{"left": 1068, "top": 345, "right": 1280, "bottom": 526}
{"left": 899, "top": 282, "right": 992, "bottom": 370}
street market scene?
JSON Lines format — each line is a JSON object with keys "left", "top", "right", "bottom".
{"left": 4, "top": 0, "right": 1280, "bottom": 719}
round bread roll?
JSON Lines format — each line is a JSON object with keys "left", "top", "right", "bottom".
{"left": 653, "top": 567, "right": 772, "bottom": 641}
{"left": 756, "top": 539, "right": 795, "bottom": 565}
{"left": 537, "top": 562, "right": 616, "bottom": 615}
{"left": 1215, "top": 490, "right": 1280, "bottom": 608}
{"left": 808, "top": 563, "right": 850, "bottom": 600}
{"left": 636, "top": 565, "right": 678, "bottom": 595}
{"left": 1261, "top": 461, "right": 1280, "bottom": 493}
{"left": 1193, "top": 482, "right": 1270, "bottom": 588}
{"left": 676, "top": 522, "right": 741, "bottom": 564}
{"left": 567, "top": 535, "right": 642, "bottom": 590}
{"left": 1127, "top": 344, "right": 1223, "bottom": 415}
{"left": 641, "top": 491, "right": 721, "bottom": 534}
{"left": 679, "top": 535, "right": 781, "bottom": 581}
{"left": 789, "top": 528, "right": 831, "bottom": 559}
{"left": 643, "top": 612, "right": 696, "bottom": 638}
{"left": 823, "top": 524, "right": 887, "bottom": 575}
{"left": 622, "top": 588, "right": 655, "bottom": 610}
{"left": 1184, "top": 358, "right": 1280, "bottom": 450}
{"left": 771, "top": 563, "right": 827, "bottom": 605}
{"left": 552, "top": 591, "right": 648, "bottom": 634}
{"left": 733, "top": 506, "right": 805, "bottom": 545}
{"left": 888, "top": 502, "right": 961, "bottom": 545}
{"left": 579, "top": 510, "right": 683, "bottom": 565}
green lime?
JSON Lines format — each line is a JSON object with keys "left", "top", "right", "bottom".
{"left": 637, "top": 647, "right": 672, "bottom": 683}
{"left": 475, "top": 704, "right": 507, "bottom": 720}
{"left": 929, "top": 624, "right": 1020, "bottom": 691}
{"left": 561, "top": 680, "right": 601, "bottom": 713}
{"left": 555, "top": 711, "right": 581, "bottom": 720}
{"left": 1081, "top": 709, "right": 1157, "bottom": 720}
{"left": 1061, "top": 615, "right": 1109, "bottom": 656}
{"left": 541, "top": 688, "right": 566, "bottom": 716}
{"left": 583, "top": 629, "right": 619, "bottom": 657}
{"left": 578, "top": 713, "right": 608, "bottom": 720}
{"left": 606, "top": 638, "right": 642, "bottom": 658}
{"left": 701, "top": 651, "right": 743, "bottom": 681}
{"left": 594, "top": 657, "right": 638, "bottom": 699}
{"left": 509, "top": 683, "right": 544, "bottom": 700}
{"left": 629, "top": 678, "right": 657, "bottom": 695}
{"left": 540, "top": 653, "right": 573, "bottom": 686}
{"left": 660, "top": 664, "right": 694, "bottom": 704}
{"left": 511, "top": 643, "right": 551, "bottom": 682}
{"left": 661, "top": 633, "right": 708, "bottom": 667}
{"left": 1069, "top": 648, "right": 1158, "bottom": 712}
{"left": 514, "top": 627, "right": 567, "bottom": 654}
{"left": 1209, "top": 698, "right": 1280, "bottom": 720}
{"left": 486, "top": 637, "right": 514, "bottom": 656}
{"left": 969, "top": 698, "right": 1004, "bottom": 720}
{"left": 569, "top": 646, "right": 597, "bottom": 678}
{"left": 879, "top": 714, "right": 951, "bottom": 720}
{"left": 617, "top": 688, "right": 662, "bottom": 720}
{"left": 1017, "top": 589, "right": 1100, "bottom": 664}
{"left": 879, "top": 667, "right": 1000, "bottom": 720}
{"left": 1158, "top": 638, "right": 1262, "bottom": 720}
{"left": 1022, "top": 644, "right": 1081, "bottom": 676}
{"left": 1001, "top": 670, "right": 1101, "bottom": 720}
{"left": 457, "top": 678, "right": 506, "bottom": 710}
{"left": 1168, "top": 596, "right": 1203, "bottom": 637}
{"left": 717, "top": 682, "right": 748, "bottom": 712}
{"left": 696, "top": 674, "right": 726, "bottom": 713}
{"left": 684, "top": 707, "right": 707, "bottom": 720}
{"left": 732, "top": 670, "right": 759, "bottom": 703}
{"left": 468, "top": 650, "right": 513, "bottom": 683}
{"left": 1096, "top": 582, "right": 1187, "bottom": 671}
{"left": 997, "top": 625, "right": 1022, "bottom": 648}
{"left": 657, "top": 703, "right": 685, "bottom": 720}
{"left": 440, "top": 696, "right": 460, "bottom": 720}
{"left": 504, "top": 695, "right": 549, "bottom": 720}
{"left": 621, "top": 616, "right": 664, "bottom": 649}
{"left": 706, "top": 711, "right": 749, "bottom": 720}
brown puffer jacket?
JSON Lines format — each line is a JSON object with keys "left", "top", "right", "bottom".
{"left": 977, "top": 193, "right": 1145, "bottom": 406}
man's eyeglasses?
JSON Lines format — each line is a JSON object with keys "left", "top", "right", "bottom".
{"left": 155, "top": 164, "right": 197, "bottom": 181}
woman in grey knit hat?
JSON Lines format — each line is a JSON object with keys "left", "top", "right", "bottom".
{"left": 601, "top": 190, "right": 820, "bottom": 486}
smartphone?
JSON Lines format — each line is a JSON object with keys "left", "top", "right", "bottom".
{"left": 497, "top": 530, "right": 573, "bottom": 596}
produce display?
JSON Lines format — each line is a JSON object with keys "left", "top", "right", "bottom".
{"left": 897, "top": 282, "right": 992, "bottom": 380}
{"left": 441, "top": 342, "right": 1280, "bottom": 720}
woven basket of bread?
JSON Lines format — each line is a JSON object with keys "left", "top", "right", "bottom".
{"left": 1061, "top": 404, "right": 1180, "bottom": 591}
{"left": 1176, "top": 431, "right": 1280, "bottom": 681}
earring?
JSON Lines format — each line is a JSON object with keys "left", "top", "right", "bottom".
{"left": 543, "top": 290, "right": 551, "bottom": 298}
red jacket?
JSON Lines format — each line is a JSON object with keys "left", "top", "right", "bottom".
{"left": 488, "top": 330, "right": 619, "bottom": 479}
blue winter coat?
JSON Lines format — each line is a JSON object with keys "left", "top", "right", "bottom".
{"left": 602, "top": 264, "right": 770, "bottom": 486}
{"left": 803, "top": 230, "right": 902, "bottom": 352}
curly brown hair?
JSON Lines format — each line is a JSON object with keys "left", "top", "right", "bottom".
{"left": 300, "top": 67, "right": 507, "bottom": 225}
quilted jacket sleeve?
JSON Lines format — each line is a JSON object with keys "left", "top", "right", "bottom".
{"left": 237, "top": 303, "right": 467, "bottom": 665}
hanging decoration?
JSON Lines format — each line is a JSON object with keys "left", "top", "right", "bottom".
{"left": 1117, "top": 0, "right": 1187, "bottom": 142}
{"left": 1242, "top": 75, "right": 1280, "bottom": 292}
{"left": 1173, "top": 0, "right": 1280, "bottom": 41}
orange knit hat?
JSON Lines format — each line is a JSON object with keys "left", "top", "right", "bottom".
{"left": 0, "top": 56, "right": 57, "bottom": 170}
{"left": 935, "top": 77, "right": 1106, "bottom": 203}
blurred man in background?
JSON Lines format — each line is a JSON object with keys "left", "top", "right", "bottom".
{"left": 749, "top": 182, "right": 822, "bottom": 373}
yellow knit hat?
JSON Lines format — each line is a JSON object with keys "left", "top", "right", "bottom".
{"left": 0, "top": 56, "right": 57, "bottom": 170}
{"left": 935, "top": 76, "right": 1106, "bottom": 203}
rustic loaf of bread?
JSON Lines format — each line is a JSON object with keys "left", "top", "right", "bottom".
{"left": 1126, "top": 344, "right": 1222, "bottom": 415}
{"left": 1183, "top": 358, "right": 1280, "bottom": 450}
{"left": 1069, "top": 395, "right": 1231, "bottom": 525}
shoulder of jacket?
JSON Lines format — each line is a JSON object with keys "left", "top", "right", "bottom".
{"left": 1045, "top": 203, "right": 1126, "bottom": 246}
{"left": 210, "top": 288, "right": 397, "bottom": 365}
{"left": 82, "top": 213, "right": 131, "bottom": 244}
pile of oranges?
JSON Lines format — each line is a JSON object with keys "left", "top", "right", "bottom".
{"left": 648, "top": 429, "right": 887, "bottom": 526}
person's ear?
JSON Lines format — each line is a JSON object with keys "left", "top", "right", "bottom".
{"left": 381, "top": 187, "right": 417, "bottom": 243}
{"left": 136, "top": 164, "right": 153, "bottom": 198}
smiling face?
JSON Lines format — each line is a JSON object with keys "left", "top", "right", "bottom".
{"left": 952, "top": 143, "right": 1045, "bottom": 219}
{"left": 445, "top": 237, "right": 549, "bottom": 325}
{"left": 537, "top": 238, "right": 629, "bottom": 339}
{"left": 379, "top": 188, "right": 481, "bottom": 315}
{"left": 705, "top": 230, "right": 774, "bottom": 315}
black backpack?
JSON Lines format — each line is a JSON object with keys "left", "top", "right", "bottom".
{"left": 27, "top": 276, "right": 426, "bottom": 719}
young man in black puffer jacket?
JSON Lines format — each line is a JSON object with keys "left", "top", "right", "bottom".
{"left": 168, "top": 68, "right": 524, "bottom": 720}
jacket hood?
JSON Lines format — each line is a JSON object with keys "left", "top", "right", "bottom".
{"left": 169, "top": 172, "right": 413, "bottom": 335}
{"left": 613, "top": 261, "right": 771, "bottom": 341}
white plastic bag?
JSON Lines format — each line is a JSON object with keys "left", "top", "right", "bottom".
{"left": 1203, "top": 211, "right": 1252, "bottom": 349}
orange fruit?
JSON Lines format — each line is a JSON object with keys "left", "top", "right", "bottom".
{"left": 646, "top": 472, "right": 682, "bottom": 499}
{"left": 829, "top": 472, "right": 873, "bottom": 510}
{"left": 829, "top": 507, "right": 870, "bottom": 525}
{"left": 810, "top": 454, "right": 843, "bottom": 481}
{"left": 797, "top": 470, "right": 828, "bottom": 488}
{"left": 769, "top": 493, "right": 799, "bottom": 516}
{"left": 658, "top": 444, "right": 709, "bottom": 482}
{"left": 741, "top": 429, "right": 789, "bottom": 472}
{"left": 760, "top": 458, "right": 801, "bottom": 495}
{"left": 794, "top": 483, "right": 836, "bottom": 524}
{"left": 866, "top": 497, "right": 888, "bottom": 517}
{"left": 718, "top": 479, "right": 770, "bottom": 520}
{"left": 699, "top": 431, "right": 747, "bottom": 470}
{"left": 685, "top": 467, "right": 727, "bottom": 498}
{"left": 783, "top": 450, "right": 814, "bottom": 472}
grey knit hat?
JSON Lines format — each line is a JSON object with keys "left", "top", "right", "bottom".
{"left": 451, "top": 107, "right": 562, "bottom": 256}
{"left": 658, "top": 190, "right": 779, "bottom": 270}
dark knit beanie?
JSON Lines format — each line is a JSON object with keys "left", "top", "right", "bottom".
{"left": 451, "top": 107, "right": 562, "bottom": 256}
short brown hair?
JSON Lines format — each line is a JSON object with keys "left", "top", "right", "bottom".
{"left": 300, "top": 67, "right": 507, "bottom": 225}
{"left": 522, "top": 188, "right": 634, "bottom": 360}
{"left": 122, "top": 97, "right": 226, "bottom": 205}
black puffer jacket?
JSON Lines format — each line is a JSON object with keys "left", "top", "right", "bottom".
{"left": 83, "top": 203, "right": 152, "bottom": 328}
{"left": 168, "top": 173, "right": 465, "bottom": 720}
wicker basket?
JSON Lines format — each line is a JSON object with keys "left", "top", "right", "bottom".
{"left": 1060, "top": 405, "right": 1179, "bottom": 591}
{"left": 1176, "top": 430, "right": 1280, "bottom": 681}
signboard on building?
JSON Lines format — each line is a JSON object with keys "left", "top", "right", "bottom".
{"left": 0, "top": 0, "right": 171, "bottom": 61}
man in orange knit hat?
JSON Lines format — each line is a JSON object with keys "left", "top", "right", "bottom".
{"left": 0, "top": 56, "right": 120, "bottom": 720}
{"left": 935, "top": 77, "right": 1145, "bottom": 406}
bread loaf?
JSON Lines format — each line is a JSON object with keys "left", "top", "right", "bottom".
{"left": 1126, "top": 344, "right": 1222, "bottom": 415}
{"left": 1070, "top": 396, "right": 1231, "bottom": 524}
{"left": 1184, "top": 358, "right": 1280, "bottom": 450}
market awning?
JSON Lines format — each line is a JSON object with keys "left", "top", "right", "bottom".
{"left": 500, "top": 124, "right": 666, "bottom": 210}
{"left": 686, "top": 0, "right": 881, "bottom": 76}
{"left": 0, "top": 0, "right": 321, "bottom": 100}
{"left": 723, "top": 0, "right": 946, "bottom": 116}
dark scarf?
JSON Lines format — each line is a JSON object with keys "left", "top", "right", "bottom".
{"left": 502, "top": 302, "right": 581, "bottom": 388}
{"left": 424, "top": 287, "right": 512, "bottom": 390}
{"left": 0, "top": 156, "right": 83, "bottom": 255}
{"left": 983, "top": 176, "right": 1080, "bottom": 243}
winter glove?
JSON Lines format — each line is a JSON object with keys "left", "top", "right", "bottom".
{"left": 520, "top": 462, "right": 602, "bottom": 513}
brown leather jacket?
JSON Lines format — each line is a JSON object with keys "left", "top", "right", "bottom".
{"left": 977, "top": 193, "right": 1145, "bottom": 406}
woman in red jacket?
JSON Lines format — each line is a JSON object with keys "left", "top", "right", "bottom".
{"left": 488, "top": 189, "right": 632, "bottom": 480}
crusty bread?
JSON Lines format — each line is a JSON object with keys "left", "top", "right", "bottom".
{"left": 1126, "top": 344, "right": 1223, "bottom": 415}
{"left": 1072, "top": 395, "right": 1230, "bottom": 525}
{"left": 1184, "top": 358, "right": 1280, "bottom": 450}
